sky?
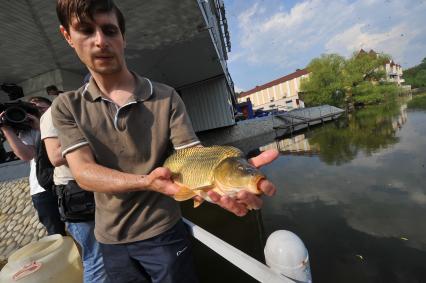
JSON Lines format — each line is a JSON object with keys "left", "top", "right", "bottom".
{"left": 223, "top": 0, "right": 426, "bottom": 92}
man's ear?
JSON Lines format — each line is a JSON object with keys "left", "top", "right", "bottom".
{"left": 60, "top": 25, "right": 74, "bottom": 48}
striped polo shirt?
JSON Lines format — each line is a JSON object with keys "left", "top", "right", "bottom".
{"left": 51, "top": 73, "right": 200, "bottom": 244}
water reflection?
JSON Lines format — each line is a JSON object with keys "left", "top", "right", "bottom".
{"left": 260, "top": 133, "right": 320, "bottom": 156}
{"left": 262, "top": 102, "right": 408, "bottom": 165}
{"left": 260, "top": 100, "right": 426, "bottom": 282}
{"left": 183, "top": 100, "right": 425, "bottom": 283}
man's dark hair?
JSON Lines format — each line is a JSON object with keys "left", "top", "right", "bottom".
{"left": 1, "top": 83, "right": 24, "bottom": 100}
{"left": 56, "top": 0, "right": 125, "bottom": 35}
{"left": 46, "top": 85, "right": 63, "bottom": 95}
{"left": 29, "top": 96, "right": 52, "bottom": 106}
{"left": 46, "top": 85, "right": 59, "bottom": 92}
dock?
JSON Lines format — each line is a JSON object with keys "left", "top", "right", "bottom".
{"left": 272, "top": 105, "right": 345, "bottom": 134}
{"left": 197, "top": 105, "right": 345, "bottom": 154}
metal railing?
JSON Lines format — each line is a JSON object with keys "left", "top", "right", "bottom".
{"left": 183, "top": 218, "right": 312, "bottom": 283}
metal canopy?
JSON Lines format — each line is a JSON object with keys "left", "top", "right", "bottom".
{"left": 0, "top": 0, "right": 224, "bottom": 88}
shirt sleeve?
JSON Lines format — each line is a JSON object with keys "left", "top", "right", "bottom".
{"left": 169, "top": 90, "right": 200, "bottom": 150}
{"left": 51, "top": 94, "right": 89, "bottom": 156}
{"left": 40, "top": 107, "right": 58, "bottom": 140}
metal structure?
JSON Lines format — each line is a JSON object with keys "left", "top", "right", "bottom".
{"left": 0, "top": 0, "right": 236, "bottom": 131}
{"left": 272, "top": 105, "right": 345, "bottom": 135}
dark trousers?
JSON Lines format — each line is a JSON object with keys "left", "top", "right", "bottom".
{"left": 31, "top": 190, "right": 66, "bottom": 236}
{"left": 100, "top": 220, "right": 199, "bottom": 283}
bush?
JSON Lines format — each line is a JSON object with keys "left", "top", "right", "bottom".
{"left": 352, "top": 82, "right": 398, "bottom": 105}
{"left": 407, "top": 93, "right": 426, "bottom": 109}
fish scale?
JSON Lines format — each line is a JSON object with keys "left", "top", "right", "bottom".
{"left": 164, "top": 146, "right": 243, "bottom": 189}
{"left": 164, "top": 145, "right": 265, "bottom": 208}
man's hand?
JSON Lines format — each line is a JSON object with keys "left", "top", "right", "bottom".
{"left": 27, "top": 114, "right": 40, "bottom": 130}
{"left": 0, "top": 111, "right": 12, "bottom": 132}
{"left": 144, "top": 167, "right": 181, "bottom": 197}
{"left": 207, "top": 149, "right": 279, "bottom": 216}
{"left": 0, "top": 111, "right": 35, "bottom": 161}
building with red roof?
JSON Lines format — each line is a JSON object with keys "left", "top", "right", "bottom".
{"left": 237, "top": 69, "right": 309, "bottom": 111}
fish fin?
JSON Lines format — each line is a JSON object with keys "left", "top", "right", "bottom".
{"left": 171, "top": 172, "right": 182, "bottom": 181}
{"left": 174, "top": 183, "right": 196, "bottom": 201}
{"left": 193, "top": 198, "right": 205, "bottom": 208}
{"left": 196, "top": 185, "right": 214, "bottom": 192}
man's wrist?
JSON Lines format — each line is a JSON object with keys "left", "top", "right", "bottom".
{"left": 1, "top": 125, "right": 14, "bottom": 135}
{"left": 138, "top": 175, "right": 149, "bottom": 190}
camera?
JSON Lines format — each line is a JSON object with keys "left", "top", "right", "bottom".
{"left": 0, "top": 101, "right": 40, "bottom": 131}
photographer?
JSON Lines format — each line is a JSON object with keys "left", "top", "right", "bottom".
{"left": 0, "top": 96, "right": 66, "bottom": 236}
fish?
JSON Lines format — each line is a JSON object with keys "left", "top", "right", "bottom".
{"left": 163, "top": 145, "right": 266, "bottom": 208}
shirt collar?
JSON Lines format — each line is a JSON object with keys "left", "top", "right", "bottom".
{"left": 83, "top": 72, "right": 154, "bottom": 103}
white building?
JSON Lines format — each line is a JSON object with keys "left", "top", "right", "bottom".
{"left": 359, "top": 49, "right": 405, "bottom": 85}
{"left": 238, "top": 69, "right": 309, "bottom": 111}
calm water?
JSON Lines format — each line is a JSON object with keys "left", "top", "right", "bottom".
{"left": 183, "top": 96, "right": 426, "bottom": 283}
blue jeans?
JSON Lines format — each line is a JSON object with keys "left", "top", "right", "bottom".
{"left": 66, "top": 221, "right": 108, "bottom": 283}
{"left": 100, "top": 220, "right": 198, "bottom": 283}
{"left": 31, "top": 190, "right": 66, "bottom": 236}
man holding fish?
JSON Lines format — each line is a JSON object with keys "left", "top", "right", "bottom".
{"left": 52, "top": 0, "right": 278, "bottom": 282}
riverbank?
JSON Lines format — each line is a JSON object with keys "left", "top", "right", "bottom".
{"left": 407, "top": 92, "right": 426, "bottom": 109}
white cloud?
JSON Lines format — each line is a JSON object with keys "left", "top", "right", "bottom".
{"left": 232, "top": 0, "right": 426, "bottom": 69}
{"left": 326, "top": 22, "right": 422, "bottom": 63}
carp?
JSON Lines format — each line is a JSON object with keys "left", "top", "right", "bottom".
{"left": 163, "top": 145, "right": 265, "bottom": 208}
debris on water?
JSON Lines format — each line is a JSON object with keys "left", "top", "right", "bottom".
{"left": 355, "top": 254, "right": 364, "bottom": 261}
{"left": 400, "top": 237, "right": 408, "bottom": 241}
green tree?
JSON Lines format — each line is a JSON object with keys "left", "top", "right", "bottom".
{"left": 301, "top": 51, "right": 398, "bottom": 107}
{"left": 403, "top": 57, "right": 426, "bottom": 88}
{"left": 300, "top": 54, "right": 346, "bottom": 107}
{"left": 344, "top": 51, "right": 389, "bottom": 87}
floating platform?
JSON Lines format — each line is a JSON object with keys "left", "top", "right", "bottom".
{"left": 198, "top": 105, "right": 345, "bottom": 154}
{"left": 272, "top": 105, "right": 345, "bottom": 133}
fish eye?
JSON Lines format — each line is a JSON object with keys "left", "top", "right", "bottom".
{"left": 237, "top": 165, "right": 244, "bottom": 170}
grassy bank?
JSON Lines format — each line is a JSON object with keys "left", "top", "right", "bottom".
{"left": 407, "top": 93, "right": 426, "bottom": 110}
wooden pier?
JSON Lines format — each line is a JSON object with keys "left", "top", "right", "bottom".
{"left": 272, "top": 105, "right": 345, "bottom": 134}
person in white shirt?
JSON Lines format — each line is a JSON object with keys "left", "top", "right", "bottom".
{"left": 0, "top": 96, "right": 65, "bottom": 235}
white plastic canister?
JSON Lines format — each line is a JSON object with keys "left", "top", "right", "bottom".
{"left": 0, "top": 234, "right": 83, "bottom": 283}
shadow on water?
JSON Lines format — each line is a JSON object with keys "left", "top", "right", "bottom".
{"left": 181, "top": 201, "right": 265, "bottom": 283}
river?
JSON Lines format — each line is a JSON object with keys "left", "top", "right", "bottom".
{"left": 183, "top": 95, "right": 426, "bottom": 283}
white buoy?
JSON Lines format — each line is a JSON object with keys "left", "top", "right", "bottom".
{"left": 264, "top": 230, "right": 312, "bottom": 283}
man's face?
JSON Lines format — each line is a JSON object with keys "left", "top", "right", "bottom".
{"left": 47, "top": 90, "right": 58, "bottom": 96}
{"left": 31, "top": 101, "right": 50, "bottom": 114}
{"left": 61, "top": 12, "right": 126, "bottom": 75}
